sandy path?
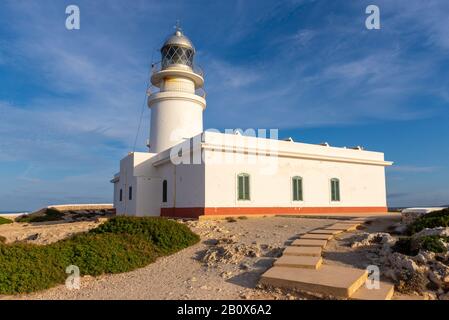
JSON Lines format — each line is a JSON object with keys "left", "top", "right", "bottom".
{"left": 6, "top": 216, "right": 339, "bottom": 300}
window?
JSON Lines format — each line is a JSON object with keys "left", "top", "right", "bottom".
{"left": 129, "top": 186, "right": 133, "bottom": 201}
{"left": 119, "top": 189, "right": 123, "bottom": 202}
{"left": 331, "top": 178, "right": 340, "bottom": 202}
{"left": 162, "top": 180, "right": 168, "bottom": 203}
{"left": 292, "top": 176, "right": 303, "bottom": 201}
{"left": 237, "top": 173, "right": 250, "bottom": 201}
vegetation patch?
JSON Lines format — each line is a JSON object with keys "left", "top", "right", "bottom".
{"left": 16, "top": 208, "right": 65, "bottom": 223}
{"left": 0, "top": 217, "right": 13, "bottom": 225}
{"left": 416, "top": 236, "right": 448, "bottom": 254}
{"left": 0, "top": 217, "right": 199, "bottom": 295}
{"left": 408, "top": 208, "right": 449, "bottom": 234}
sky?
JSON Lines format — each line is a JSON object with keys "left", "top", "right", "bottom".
{"left": 0, "top": 0, "right": 448, "bottom": 211}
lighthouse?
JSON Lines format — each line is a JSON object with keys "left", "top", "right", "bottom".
{"left": 148, "top": 27, "right": 206, "bottom": 153}
{"left": 112, "top": 27, "right": 392, "bottom": 219}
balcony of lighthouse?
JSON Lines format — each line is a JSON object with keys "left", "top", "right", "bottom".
{"left": 149, "top": 61, "right": 206, "bottom": 99}
{"left": 150, "top": 61, "right": 205, "bottom": 90}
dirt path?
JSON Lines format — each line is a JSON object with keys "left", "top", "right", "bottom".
{"left": 5, "top": 216, "right": 339, "bottom": 300}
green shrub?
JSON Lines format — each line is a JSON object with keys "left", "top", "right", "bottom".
{"left": 16, "top": 208, "right": 64, "bottom": 223}
{"left": 0, "top": 216, "right": 199, "bottom": 294}
{"left": 0, "top": 217, "right": 13, "bottom": 225}
{"left": 92, "top": 216, "right": 200, "bottom": 254}
{"left": 416, "top": 236, "right": 448, "bottom": 253}
{"left": 408, "top": 208, "right": 449, "bottom": 234}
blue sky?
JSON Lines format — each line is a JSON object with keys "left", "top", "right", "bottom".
{"left": 0, "top": 0, "right": 448, "bottom": 211}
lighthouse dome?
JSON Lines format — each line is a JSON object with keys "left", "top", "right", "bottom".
{"left": 161, "top": 28, "right": 195, "bottom": 69}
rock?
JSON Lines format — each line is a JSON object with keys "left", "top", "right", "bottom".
{"left": 26, "top": 233, "right": 40, "bottom": 241}
{"left": 412, "top": 227, "right": 449, "bottom": 240}
{"left": 438, "top": 292, "right": 449, "bottom": 300}
{"left": 240, "top": 262, "right": 251, "bottom": 270}
{"left": 388, "top": 252, "right": 421, "bottom": 274}
{"left": 427, "top": 270, "right": 444, "bottom": 288}
{"left": 350, "top": 232, "right": 396, "bottom": 248}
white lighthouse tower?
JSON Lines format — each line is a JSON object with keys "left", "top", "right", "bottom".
{"left": 148, "top": 26, "right": 206, "bottom": 153}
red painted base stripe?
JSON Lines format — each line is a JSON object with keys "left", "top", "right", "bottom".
{"left": 161, "top": 206, "right": 388, "bottom": 218}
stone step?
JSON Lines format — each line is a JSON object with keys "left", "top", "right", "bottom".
{"left": 350, "top": 281, "right": 395, "bottom": 300}
{"left": 351, "top": 217, "right": 371, "bottom": 221}
{"left": 392, "top": 294, "right": 428, "bottom": 300}
{"left": 274, "top": 255, "right": 323, "bottom": 269}
{"left": 299, "top": 233, "right": 334, "bottom": 241}
{"left": 260, "top": 265, "right": 368, "bottom": 298}
{"left": 309, "top": 229, "right": 344, "bottom": 235}
{"left": 291, "top": 239, "right": 328, "bottom": 248}
{"left": 336, "top": 220, "right": 362, "bottom": 225}
{"left": 325, "top": 223, "right": 359, "bottom": 231}
{"left": 283, "top": 246, "right": 322, "bottom": 257}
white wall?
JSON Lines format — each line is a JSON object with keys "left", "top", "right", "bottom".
{"left": 204, "top": 149, "right": 387, "bottom": 208}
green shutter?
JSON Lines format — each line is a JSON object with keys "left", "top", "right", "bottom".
{"left": 293, "top": 177, "right": 303, "bottom": 201}
{"left": 244, "top": 175, "right": 250, "bottom": 200}
{"left": 336, "top": 180, "right": 340, "bottom": 201}
{"left": 293, "top": 178, "right": 298, "bottom": 201}
{"left": 238, "top": 175, "right": 244, "bottom": 200}
{"left": 238, "top": 174, "right": 250, "bottom": 200}
{"left": 331, "top": 179, "right": 340, "bottom": 201}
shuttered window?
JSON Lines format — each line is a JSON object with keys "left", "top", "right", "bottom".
{"left": 237, "top": 173, "right": 250, "bottom": 200}
{"left": 331, "top": 178, "right": 340, "bottom": 202}
{"left": 292, "top": 176, "right": 303, "bottom": 201}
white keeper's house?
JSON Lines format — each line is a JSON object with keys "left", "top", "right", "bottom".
{"left": 111, "top": 28, "right": 393, "bottom": 218}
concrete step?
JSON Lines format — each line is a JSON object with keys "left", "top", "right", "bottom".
{"left": 299, "top": 233, "right": 334, "bottom": 241}
{"left": 350, "top": 281, "right": 395, "bottom": 300}
{"left": 325, "top": 223, "right": 359, "bottom": 231}
{"left": 309, "top": 229, "right": 344, "bottom": 235}
{"left": 283, "top": 246, "right": 322, "bottom": 257}
{"left": 260, "top": 265, "right": 368, "bottom": 298}
{"left": 392, "top": 294, "right": 428, "bottom": 300}
{"left": 274, "top": 255, "right": 323, "bottom": 269}
{"left": 291, "top": 238, "right": 328, "bottom": 248}
{"left": 336, "top": 221, "right": 362, "bottom": 225}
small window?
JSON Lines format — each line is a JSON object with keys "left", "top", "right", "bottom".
{"left": 162, "top": 180, "right": 168, "bottom": 203}
{"left": 119, "top": 189, "right": 123, "bottom": 202}
{"left": 129, "top": 186, "right": 133, "bottom": 201}
{"left": 292, "top": 176, "right": 303, "bottom": 201}
{"left": 237, "top": 173, "right": 250, "bottom": 201}
{"left": 331, "top": 178, "right": 340, "bottom": 202}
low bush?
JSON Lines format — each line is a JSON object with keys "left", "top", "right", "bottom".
{"left": 0, "top": 217, "right": 199, "bottom": 294}
{"left": 416, "top": 236, "right": 448, "bottom": 253}
{"left": 16, "top": 208, "right": 64, "bottom": 223}
{"left": 408, "top": 208, "right": 449, "bottom": 234}
{"left": 0, "top": 217, "right": 13, "bottom": 225}
{"left": 92, "top": 216, "right": 200, "bottom": 254}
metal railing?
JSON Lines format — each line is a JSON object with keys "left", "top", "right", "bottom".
{"left": 151, "top": 61, "right": 204, "bottom": 78}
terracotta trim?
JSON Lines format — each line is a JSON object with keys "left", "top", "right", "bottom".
{"left": 161, "top": 206, "right": 388, "bottom": 218}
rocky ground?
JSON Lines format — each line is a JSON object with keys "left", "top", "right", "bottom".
{"left": 2, "top": 214, "right": 440, "bottom": 300}
{"left": 1, "top": 216, "right": 342, "bottom": 300}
